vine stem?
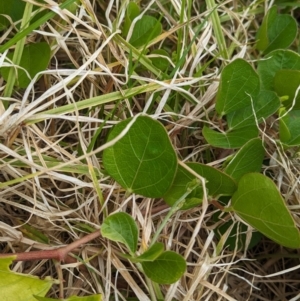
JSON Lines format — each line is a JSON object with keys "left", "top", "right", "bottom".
{"left": 0, "top": 230, "right": 101, "bottom": 262}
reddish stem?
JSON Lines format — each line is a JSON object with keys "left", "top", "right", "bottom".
{"left": 210, "top": 200, "right": 225, "bottom": 210}
{"left": 0, "top": 230, "right": 101, "bottom": 262}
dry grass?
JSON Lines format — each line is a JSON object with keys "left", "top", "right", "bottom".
{"left": 0, "top": 0, "right": 300, "bottom": 300}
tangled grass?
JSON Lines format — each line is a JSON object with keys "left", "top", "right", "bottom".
{"left": 0, "top": 0, "right": 300, "bottom": 300}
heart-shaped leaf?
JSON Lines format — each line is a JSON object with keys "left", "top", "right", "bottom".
{"left": 163, "top": 163, "right": 236, "bottom": 209}
{"left": 149, "top": 49, "right": 170, "bottom": 72}
{"left": 227, "top": 90, "right": 280, "bottom": 130}
{"left": 0, "top": 0, "right": 50, "bottom": 31}
{"left": 102, "top": 115, "right": 177, "bottom": 197}
{"left": 256, "top": 6, "right": 298, "bottom": 54}
{"left": 129, "top": 15, "right": 162, "bottom": 48}
{"left": 141, "top": 251, "right": 186, "bottom": 284}
{"left": 1, "top": 42, "right": 51, "bottom": 88}
{"left": 231, "top": 173, "right": 300, "bottom": 248}
{"left": 163, "top": 165, "right": 203, "bottom": 210}
{"left": 225, "top": 138, "right": 265, "bottom": 181}
{"left": 279, "top": 108, "right": 291, "bottom": 143}
{"left": 122, "top": 2, "right": 140, "bottom": 37}
{"left": 279, "top": 110, "right": 300, "bottom": 146}
{"left": 256, "top": 5, "right": 277, "bottom": 52}
{"left": 257, "top": 49, "right": 300, "bottom": 93}
{"left": 187, "top": 163, "right": 237, "bottom": 196}
{"left": 215, "top": 59, "right": 260, "bottom": 116}
{"left": 101, "top": 212, "right": 138, "bottom": 253}
{"left": 274, "top": 69, "right": 300, "bottom": 110}
{"left": 0, "top": 0, "right": 26, "bottom": 30}
{"left": 202, "top": 125, "right": 258, "bottom": 149}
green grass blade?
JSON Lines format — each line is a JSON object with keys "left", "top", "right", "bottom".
{"left": 206, "top": 0, "right": 228, "bottom": 59}
{"left": 2, "top": 2, "right": 33, "bottom": 107}
{"left": 0, "top": 0, "right": 78, "bottom": 53}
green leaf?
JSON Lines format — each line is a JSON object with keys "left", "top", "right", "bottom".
{"left": 64, "top": 0, "right": 80, "bottom": 15}
{"left": 0, "top": 256, "right": 53, "bottom": 301}
{"left": 279, "top": 110, "right": 300, "bottom": 146}
{"left": 1, "top": 42, "right": 51, "bottom": 88}
{"left": 279, "top": 108, "right": 291, "bottom": 142}
{"left": 202, "top": 125, "right": 258, "bottom": 149}
{"left": 0, "top": 0, "right": 26, "bottom": 30}
{"left": 225, "top": 138, "right": 265, "bottom": 181}
{"left": 0, "top": 0, "right": 77, "bottom": 54}
{"left": 127, "top": 2, "right": 140, "bottom": 20}
{"left": 129, "top": 15, "right": 162, "bottom": 48}
{"left": 122, "top": 2, "right": 140, "bottom": 37}
{"left": 163, "top": 163, "right": 236, "bottom": 209}
{"left": 215, "top": 59, "right": 260, "bottom": 116}
{"left": 101, "top": 212, "right": 138, "bottom": 253}
{"left": 34, "top": 295, "right": 102, "bottom": 301}
{"left": 187, "top": 163, "right": 237, "bottom": 196}
{"left": 141, "top": 251, "right": 186, "bottom": 284}
{"left": 231, "top": 173, "right": 300, "bottom": 248}
{"left": 163, "top": 165, "right": 203, "bottom": 210}
{"left": 102, "top": 115, "right": 177, "bottom": 197}
{"left": 256, "top": 6, "right": 297, "bottom": 54}
{"left": 0, "top": 0, "right": 49, "bottom": 30}
{"left": 227, "top": 90, "right": 280, "bottom": 129}
{"left": 135, "top": 243, "right": 164, "bottom": 262}
{"left": 255, "top": 6, "right": 296, "bottom": 53}
{"left": 149, "top": 49, "right": 170, "bottom": 72}
{"left": 256, "top": 6, "right": 277, "bottom": 52}
{"left": 274, "top": 69, "right": 300, "bottom": 110}
{"left": 264, "top": 14, "right": 297, "bottom": 53}
{"left": 257, "top": 49, "right": 300, "bottom": 93}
